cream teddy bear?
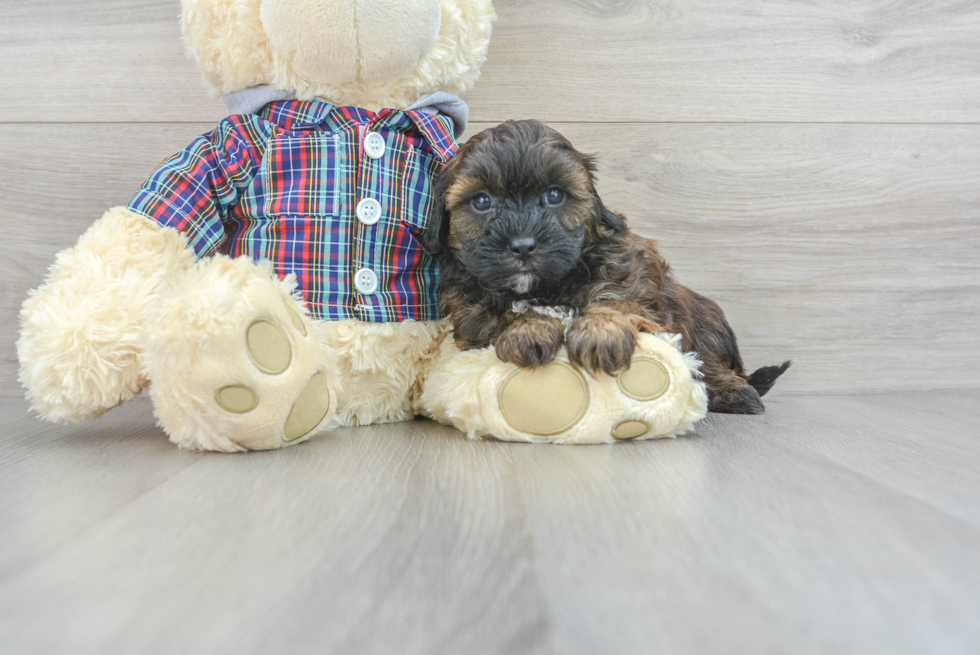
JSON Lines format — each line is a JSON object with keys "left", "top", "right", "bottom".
{"left": 18, "top": 0, "right": 707, "bottom": 451}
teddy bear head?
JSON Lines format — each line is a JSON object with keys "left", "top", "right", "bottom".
{"left": 181, "top": 0, "right": 495, "bottom": 111}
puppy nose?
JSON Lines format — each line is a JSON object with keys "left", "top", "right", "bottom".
{"left": 509, "top": 236, "right": 537, "bottom": 258}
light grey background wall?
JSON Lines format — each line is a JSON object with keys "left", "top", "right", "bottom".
{"left": 2, "top": 0, "right": 979, "bottom": 396}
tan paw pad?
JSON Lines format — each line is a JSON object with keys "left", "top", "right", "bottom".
{"left": 618, "top": 357, "right": 670, "bottom": 401}
{"left": 283, "top": 372, "right": 332, "bottom": 442}
{"left": 499, "top": 362, "right": 590, "bottom": 436}
{"left": 215, "top": 385, "right": 259, "bottom": 414}
{"left": 612, "top": 420, "right": 651, "bottom": 440}
{"left": 246, "top": 319, "right": 292, "bottom": 374}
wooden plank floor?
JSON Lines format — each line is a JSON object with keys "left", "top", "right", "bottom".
{"left": 1, "top": 392, "right": 979, "bottom": 654}
{"left": 3, "top": 0, "right": 980, "bottom": 123}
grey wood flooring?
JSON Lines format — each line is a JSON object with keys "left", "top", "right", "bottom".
{"left": 2, "top": 392, "right": 979, "bottom": 654}
{"left": 3, "top": 0, "right": 980, "bottom": 123}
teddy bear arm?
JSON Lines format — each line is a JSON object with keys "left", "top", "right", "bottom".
{"left": 17, "top": 207, "right": 197, "bottom": 423}
{"left": 18, "top": 114, "right": 274, "bottom": 425}
{"left": 127, "top": 117, "right": 270, "bottom": 259}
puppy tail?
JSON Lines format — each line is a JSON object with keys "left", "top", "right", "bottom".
{"left": 747, "top": 360, "right": 791, "bottom": 397}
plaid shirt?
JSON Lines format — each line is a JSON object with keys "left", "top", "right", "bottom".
{"left": 128, "top": 100, "right": 458, "bottom": 322}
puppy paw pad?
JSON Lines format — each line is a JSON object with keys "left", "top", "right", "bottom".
{"left": 246, "top": 319, "right": 291, "bottom": 374}
{"left": 618, "top": 357, "right": 670, "bottom": 401}
{"left": 283, "top": 372, "right": 332, "bottom": 442}
{"left": 612, "top": 420, "right": 650, "bottom": 440}
{"left": 216, "top": 385, "right": 259, "bottom": 414}
{"left": 499, "top": 362, "right": 589, "bottom": 436}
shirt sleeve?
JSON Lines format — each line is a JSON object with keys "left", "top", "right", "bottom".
{"left": 127, "top": 115, "right": 272, "bottom": 257}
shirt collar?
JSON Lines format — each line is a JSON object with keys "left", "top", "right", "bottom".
{"left": 258, "top": 99, "right": 459, "bottom": 163}
{"left": 225, "top": 86, "right": 464, "bottom": 162}
{"left": 379, "top": 108, "right": 459, "bottom": 163}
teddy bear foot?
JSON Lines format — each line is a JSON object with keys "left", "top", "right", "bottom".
{"left": 217, "top": 312, "right": 334, "bottom": 443}
{"left": 497, "top": 353, "right": 677, "bottom": 440}
{"left": 142, "top": 256, "right": 338, "bottom": 452}
{"left": 422, "top": 332, "right": 708, "bottom": 444}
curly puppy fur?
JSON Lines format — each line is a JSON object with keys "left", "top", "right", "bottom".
{"left": 422, "top": 120, "right": 789, "bottom": 414}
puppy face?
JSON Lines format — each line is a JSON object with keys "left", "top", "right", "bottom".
{"left": 425, "top": 120, "right": 623, "bottom": 295}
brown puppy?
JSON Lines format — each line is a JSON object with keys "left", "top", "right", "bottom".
{"left": 422, "top": 120, "right": 789, "bottom": 414}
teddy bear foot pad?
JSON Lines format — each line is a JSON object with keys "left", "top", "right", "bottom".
{"left": 214, "top": 312, "right": 332, "bottom": 443}
{"left": 497, "top": 356, "right": 673, "bottom": 441}
{"left": 423, "top": 332, "right": 709, "bottom": 445}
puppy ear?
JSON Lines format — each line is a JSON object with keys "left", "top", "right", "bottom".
{"left": 598, "top": 198, "right": 627, "bottom": 232}
{"left": 421, "top": 207, "right": 450, "bottom": 256}
{"left": 573, "top": 146, "right": 626, "bottom": 234}
{"left": 421, "top": 154, "right": 459, "bottom": 256}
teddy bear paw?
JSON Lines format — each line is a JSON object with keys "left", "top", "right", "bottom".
{"left": 143, "top": 257, "right": 338, "bottom": 452}
{"left": 497, "top": 351, "right": 678, "bottom": 441}
{"left": 214, "top": 304, "right": 334, "bottom": 445}
{"left": 422, "top": 332, "right": 708, "bottom": 445}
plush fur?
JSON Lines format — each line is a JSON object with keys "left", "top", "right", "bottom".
{"left": 18, "top": 208, "right": 196, "bottom": 422}
{"left": 182, "top": 0, "right": 495, "bottom": 110}
{"left": 424, "top": 120, "right": 789, "bottom": 414}
{"left": 321, "top": 318, "right": 448, "bottom": 427}
{"left": 260, "top": 0, "right": 441, "bottom": 85}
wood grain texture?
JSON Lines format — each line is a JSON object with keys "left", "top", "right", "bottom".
{"left": 3, "top": 122, "right": 978, "bottom": 395}
{"left": 2, "top": 0, "right": 980, "bottom": 124}
{"left": 1, "top": 392, "right": 979, "bottom": 654}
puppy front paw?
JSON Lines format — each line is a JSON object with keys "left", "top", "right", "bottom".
{"left": 567, "top": 307, "right": 651, "bottom": 376}
{"left": 494, "top": 314, "right": 565, "bottom": 368}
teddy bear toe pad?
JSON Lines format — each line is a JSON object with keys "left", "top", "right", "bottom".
{"left": 283, "top": 372, "right": 332, "bottom": 442}
{"left": 215, "top": 385, "right": 260, "bottom": 413}
{"left": 246, "top": 319, "right": 292, "bottom": 374}
{"left": 612, "top": 420, "right": 651, "bottom": 440}
{"left": 617, "top": 357, "right": 671, "bottom": 402}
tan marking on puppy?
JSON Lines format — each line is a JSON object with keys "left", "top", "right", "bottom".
{"left": 548, "top": 154, "right": 595, "bottom": 231}
{"left": 445, "top": 177, "right": 487, "bottom": 249}
{"left": 445, "top": 176, "right": 485, "bottom": 210}
{"left": 564, "top": 162, "right": 594, "bottom": 199}
{"left": 557, "top": 197, "right": 595, "bottom": 231}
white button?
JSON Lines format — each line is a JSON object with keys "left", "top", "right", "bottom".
{"left": 364, "top": 132, "right": 386, "bottom": 159}
{"left": 356, "top": 198, "right": 382, "bottom": 225}
{"left": 354, "top": 268, "right": 379, "bottom": 295}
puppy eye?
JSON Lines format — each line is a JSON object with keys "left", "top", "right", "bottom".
{"left": 471, "top": 193, "right": 493, "bottom": 212}
{"left": 544, "top": 187, "right": 566, "bottom": 206}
